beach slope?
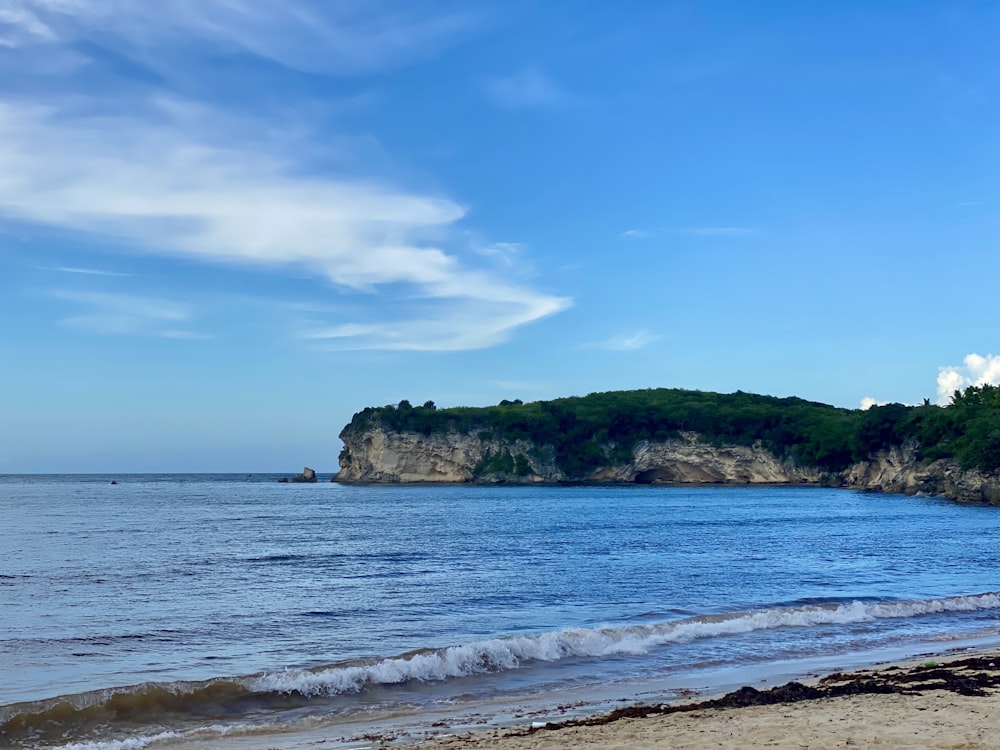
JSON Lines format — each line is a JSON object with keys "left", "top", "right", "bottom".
{"left": 414, "top": 653, "right": 1000, "bottom": 750}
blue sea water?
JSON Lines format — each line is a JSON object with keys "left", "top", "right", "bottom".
{"left": 2, "top": 475, "right": 1000, "bottom": 748}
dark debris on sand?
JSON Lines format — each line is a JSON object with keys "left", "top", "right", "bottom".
{"left": 523, "top": 653, "right": 1000, "bottom": 734}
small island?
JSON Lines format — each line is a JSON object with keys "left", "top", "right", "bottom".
{"left": 334, "top": 386, "right": 1000, "bottom": 504}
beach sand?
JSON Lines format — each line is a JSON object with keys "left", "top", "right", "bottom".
{"left": 158, "top": 651, "right": 1000, "bottom": 750}
{"left": 415, "top": 691, "right": 999, "bottom": 749}
{"left": 409, "top": 653, "right": 1000, "bottom": 750}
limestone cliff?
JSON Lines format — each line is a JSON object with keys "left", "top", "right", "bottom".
{"left": 335, "top": 425, "right": 1000, "bottom": 504}
{"left": 335, "top": 425, "right": 559, "bottom": 483}
{"left": 590, "top": 435, "right": 821, "bottom": 484}
{"left": 336, "top": 426, "right": 819, "bottom": 486}
{"left": 840, "top": 444, "right": 1000, "bottom": 504}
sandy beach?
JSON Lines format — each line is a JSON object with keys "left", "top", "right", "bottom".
{"left": 155, "top": 649, "right": 1000, "bottom": 750}
{"left": 406, "top": 652, "right": 1000, "bottom": 750}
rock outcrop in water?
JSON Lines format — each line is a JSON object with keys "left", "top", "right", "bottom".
{"left": 335, "top": 424, "right": 1000, "bottom": 504}
{"left": 286, "top": 467, "right": 317, "bottom": 483}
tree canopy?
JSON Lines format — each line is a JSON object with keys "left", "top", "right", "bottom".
{"left": 342, "top": 386, "right": 1000, "bottom": 477}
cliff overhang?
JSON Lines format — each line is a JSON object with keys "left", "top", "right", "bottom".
{"left": 335, "top": 425, "right": 1000, "bottom": 505}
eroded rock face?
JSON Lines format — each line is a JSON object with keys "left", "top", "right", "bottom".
{"left": 335, "top": 427, "right": 817, "bottom": 485}
{"left": 843, "top": 445, "right": 1000, "bottom": 504}
{"left": 591, "top": 435, "right": 821, "bottom": 484}
{"left": 335, "top": 426, "right": 561, "bottom": 483}
{"left": 335, "top": 426, "right": 1000, "bottom": 504}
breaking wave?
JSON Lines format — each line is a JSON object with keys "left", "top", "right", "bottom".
{"left": 4, "top": 592, "right": 999, "bottom": 746}
{"left": 251, "top": 591, "right": 1000, "bottom": 696}
{"left": 54, "top": 730, "right": 180, "bottom": 750}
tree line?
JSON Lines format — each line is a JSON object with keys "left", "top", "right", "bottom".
{"left": 342, "top": 386, "right": 1000, "bottom": 477}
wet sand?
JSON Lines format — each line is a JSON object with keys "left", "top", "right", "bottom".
{"left": 158, "top": 649, "right": 1000, "bottom": 750}
{"left": 412, "top": 652, "right": 1000, "bottom": 750}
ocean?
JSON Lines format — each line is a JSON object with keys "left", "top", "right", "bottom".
{"left": 3, "top": 475, "right": 1000, "bottom": 749}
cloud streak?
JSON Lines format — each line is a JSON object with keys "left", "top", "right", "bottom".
{"left": 0, "top": 101, "right": 569, "bottom": 350}
{"left": 485, "top": 68, "right": 571, "bottom": 109}
{"left": 54, "top": 289, "right": 209, "bottom": 338}
{"left": 586, "top": 330, "right": 662, "bottom": 351}
{"left": 38, "top": 265, "right": 132, "bottom": 277}
{"left": 0, "top": 0, "right": 479, "bottom": 74}
{"left": 621, "top": 227, "right": 757, "bottom": 239}
{"left": 0, "top": 3, "right": 570, "bottom": 351}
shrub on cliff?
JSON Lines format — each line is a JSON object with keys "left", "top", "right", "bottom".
{"left": 341, "top": 385, "right": 1000, "bottom": 477}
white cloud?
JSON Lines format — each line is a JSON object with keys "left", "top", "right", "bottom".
{"left": 474, "top": 241, "right": 523, "bottom": 266}
{"left": 937, "top": 353, "right": 1000, "bottom": 405}
{"left": 160, "top": 329, "right": 215, "bottom": 340}
{"left": 587, "top": 330, "right": 662, "bottom": 351}
{"left": 301, "top": 279, "right": 567, "bottom": 351}
{"left": 676, "top": 227, "right": 756, "bottom": 237}
{"left": 485, "top": 68, "right": 571, "bottom": 109}
{"left": 0, "top": 101, "right": 569, "bottom": 350}
{"left": 1, "top": 0, "right": 478, "bottom": 74}
{"left": 37, "top": 265, "right": 132, "bottom": 276}
{"left": 0, "top": 6, "right": 56, "bottom": 47}
{"left": 620, "top": 227, "right": 757, "bottom": 240}
{"left": 0, "top": 3, "right": 570, "bottom": 351}
{"left": 54, "top": 289, "right": 208, "bottom": 338}
{"left": 860, "top": 397, "right": 885, "bottom": 410}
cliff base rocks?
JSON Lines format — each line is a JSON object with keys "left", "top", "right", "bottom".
{"left": 336, "top": 426, "right": 1000, "bottom": 505}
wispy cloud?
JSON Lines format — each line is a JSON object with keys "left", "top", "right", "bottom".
{"left": 620, "top": 229, "right": 651, "bottom": 239}
{"left": 485, "top": 68, "right": 571, "bottom": 109}
{"left": 37, "top": 265, "right": 132, "bottom": 277}
{"left": 0, "top": 4, "right": 570, "bottom": 352}
{"left": 0, "top": 0, "right": 480, "bottom": 74}
{"left": 676, "top": 226, "right": 757, "bottom": 237}
{"left": 620, "top": 227, "right": 757, "bottom": 239}
{"left": 937, "top": 353, "right": 1000, "bottom": 405}
{"left": 473, "top": 241, "right": 523, "bottom": 267}
{"left": 159, "top": 329, "right": 215, "bottom": 340}
{"left": 0, "top": 6, "right": 57, "bottom": 47}
{"left": 299, "top": 278, "right": 567, "bottom": 351}
{"left": 0, "top": 101, "right": 566, "bottom": 350}
{"left": 53, "top": 290, "right": 209, "bottom": 339}
{"left": 586, "top": 330, "right": 662, "bottom": 351}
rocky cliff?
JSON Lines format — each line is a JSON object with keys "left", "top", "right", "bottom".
{"left": 335, "top": 425, "right": 556, "bottom": 483}
{"left": 337, "top": 425, "right": 819, "bottom": 484}
{"left": 839, "top": 444, "right": 1000, "bottom": 504}
{"left": 336, "top": 425, "right": 1000, "bottom": 504}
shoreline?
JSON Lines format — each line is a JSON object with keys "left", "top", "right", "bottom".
{"left": 330, "top": 476, "right": 1000, "bottom": 507}
{"left": 405, "top": 647, "right": 1000, "bottom": 750}
{"left": 155, "top": 642, "right": 1000, "bottom": 750}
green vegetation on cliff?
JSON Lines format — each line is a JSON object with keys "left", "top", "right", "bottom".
{"left": 341, "top": 386, "right": 1000, "bottom": 477}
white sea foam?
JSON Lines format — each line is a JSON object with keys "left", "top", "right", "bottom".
{"left": 252, "top": 592, "right": 1000, "bottom": 697}
{"left": 54, "top": 730, "right": 179, "bottom": 750}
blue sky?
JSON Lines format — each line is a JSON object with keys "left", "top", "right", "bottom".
{"left": 2, "top": 1, "right": 1000, "bottom": 472}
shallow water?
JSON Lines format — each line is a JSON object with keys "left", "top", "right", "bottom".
{"left": 2, "top": 476, "right": 1000, "bottom": 748}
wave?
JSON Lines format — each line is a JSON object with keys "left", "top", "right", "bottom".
{"left": 55, "top": 730, "right": 179, "bottom": 750}
{"left": 4, "top": 591, "right": 999, "bottom": 746}
{"left": 252, "top": 591, "right": 1000, "bottom": 696}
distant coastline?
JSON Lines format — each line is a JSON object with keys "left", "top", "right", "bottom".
{"left": 334, "top": 387, "right": 1000, "bottom": 505}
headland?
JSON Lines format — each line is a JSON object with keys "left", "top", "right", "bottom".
{"left": 334, "top": 387, "right": 1000, "bottom": 504}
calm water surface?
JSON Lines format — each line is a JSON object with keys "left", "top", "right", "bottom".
{"left": 2, "top": 476, "right": 1000, "bottom": 748}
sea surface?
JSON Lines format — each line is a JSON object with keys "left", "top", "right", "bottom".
{"left": 3, "top": 475, "right": 1000, "bottom": 749}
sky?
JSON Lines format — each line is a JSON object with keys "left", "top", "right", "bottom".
{"left": 2, "top": 1, "right": 1000, "bottom": 472}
